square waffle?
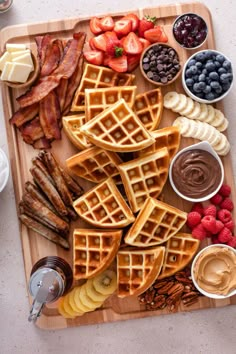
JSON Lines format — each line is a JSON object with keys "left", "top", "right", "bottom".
{"left": 73, "top": 228, "right": 122, "bottom": 279}
{"left": 158, "top": 233, "right": 200, "bottom": 279}
{"left": 135, "top": 126, "right": 181, "bottom": 160}
{"left": 85, "top": 86, "right": 137, "bottom": 121}
{"left": 124, "top": 197, "right": 187, "bottom": 246}
{"left": 118, "top": 148, "right": 170, "bottom": 213}
{"left": 66, "top": 146, "right": 123, "bottom": 184}
{"left": 71, "top": 63, "right": 135, "bottom": 112}
{"left": 62, "top": 114, "right": 92, "bottom": 150}
{"left": 73, "top": 178, "right": 135, "bottom": 228}
{"left": 116, "top": 246, "right": 165, "bottom": 297}
{"left": 133, "top": 88, "right": 163, "bottom": 131}
{"left": 80, "top": 98, "right": 155, "bottom": 152}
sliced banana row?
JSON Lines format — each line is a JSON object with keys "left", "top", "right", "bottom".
{"left": 164, "top": 92, "right": 228, "bottom": 132}
{"left": 173, "top": 116, "right": 230, "bottom": 156}
{"left": 58, "top": 270, "right": 117, "bottom": 319}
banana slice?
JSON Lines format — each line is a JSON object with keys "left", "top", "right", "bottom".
{"left": 198, "top": 103, "right": 208, "bottom": 121}
{"left": 172, "top": 94, "right": 187, "bottom": 113}
{"left": 93, "top": 269, "right": 117, "bottom": 296}
{"left": 68, "top": 288, "right": 84, "bottom": 316}
{"left": 179, "top": 97, "right": 194, "bottom": 116}
{"left": 164, "top": 92, "right": 180, "bottom": 109}
{"left": 85, "top": 279, "right": 108, "bottom": 302}
{"left": 173, "top": 117, "right": 190, "bottom": 136}
{"left": 73, "top": 287, "right": 94, "bottom": 313}
{"left": 217, "top": 140, "right": 230, "bottom": 156}
{"left": 204, "top": 105, "right": 215, "bottom": 123}
{"left": 187, "top": 101, "right": 201, "bottom": 119}
{"left": 213, "top": 134, "right": 228, "bottom": 152}
{"left": 200, "top": 122, "right": 213, "bottom": 141}
{"left": 217, "top": 118, "right": 229, "bottom": 132}
{"left": 58, "top": 298, "right": 76, "bottom": 319}
{"left": 192, "top": 121, "right": 204, "bottom": 139}
{"left": 207, "top": 128, "right": 221, "bottom": 147}
{"left": 212, "top": 109, "right": 226, "bottom": 128}
{"left": 79, "top": 284, "right": 103, "bottom": 310}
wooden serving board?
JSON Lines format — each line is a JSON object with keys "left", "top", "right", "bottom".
{"left": 1, "top": 2, "right": 236, "bottom": 330}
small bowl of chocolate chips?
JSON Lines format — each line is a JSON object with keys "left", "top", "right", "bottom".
{"left": 140, "top": 43, "right": 182, "bottom": 86}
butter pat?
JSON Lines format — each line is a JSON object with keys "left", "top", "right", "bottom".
{"left": 0, "top": 62, "right": 14, "bottom": 81}
{"left": 11, "top": 49, "right": 31, "bottom": 59}
{"left": 6, "top": 43, "right": 27, "bottom": 52}
{"left": 12, "top": 52, "right": 34, "bottom": 71}
{"left": 0, "top": 51, "right": 11, "bottom": 71}
{"left": 8, "top": 62, "right": 32, "bottom": 83}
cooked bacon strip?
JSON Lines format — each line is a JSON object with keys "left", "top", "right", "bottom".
{"left": 33, "top": 137, "right": 51, "bottom": 150}
{"left": 59, "top": 167, "right": 84, "bottom": 197}
{"left": 56, "top": 78, "right": 68, "bottom": 111}
{"left": 35, "top": 34, "right": 53, "bottom": 67}
{"left": 30, "top": 165, "right": 68, "bottom": 217}
{"left": 19, "top": 116, "right": 44, "bottom": 144}
{"left": 19, "top": 213, "right": 69, "bottom": 250}
{"left": 40, "top": 42, "right": 61, "bottom": 77}
{"left": 39, "top": 91, "right": 61, "bottom": 140}
{"left": 9, "top": 103, "right": 39, "bottom": 127}
{"left": 17, "top": 32, "right": 86, "bottom": 108}
{"left": 53, "top": 39, "right": 64, "bottom": 61}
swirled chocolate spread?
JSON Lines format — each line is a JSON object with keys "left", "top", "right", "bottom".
{"left": 172, "top": 149, "right": 222, "bottom": 198}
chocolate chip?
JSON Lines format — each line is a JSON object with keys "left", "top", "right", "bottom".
{"left": 147, "top": 71, "right": 153, "bottom": 79}
{"left": 161, "top": 76, "right": 168, "bottom": 83}
{"left": 143, "top": 63, "right": 150, "bottom": 71}
{"left": 157, "top": 64, "right": 164, "bottom": 71}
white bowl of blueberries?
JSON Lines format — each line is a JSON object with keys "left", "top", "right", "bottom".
{"left": 182, "top": 49, "right": 233, "bottom": 104}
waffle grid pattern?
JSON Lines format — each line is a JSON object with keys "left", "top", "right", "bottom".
{"left": 62, "top": 115, "right": 91, "bottom": 150}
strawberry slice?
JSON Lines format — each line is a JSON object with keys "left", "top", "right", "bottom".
{"left": 122, "top": 32, "right": 143, "bottom": 55}
{"left": 89, "top": 37, "right": 97, "bottom": 50}
{"left": 106, "top": 38, "right": 123, "bottom": 57}
{"left": 105, "top": 31, "right": 119, "bottom": 42}
{"left": 144, "top": 26, "right": 163, "bottom": 43}
{"left": 90, "top": 17, "right": 103, "bottom": 35}
{"left": 158, "top": 27, "right": 168, "bottom": 43}
{"left": 114, "top": 19, "right": 132, "bottom": 38}
{"left": 139, "top": 37, "right": 151, "bottom": 50}
{"left": 92, "top": 33, "right": 108, "bottom": 51}
{"left": 121, "top": 13, "right": 139, "bottom": 32}
{"left": 103, "top": 53, "right": 113, "bottom": 66}
{"left": 84, "top": 50, "right": 104, "bottom": 66}
{"left": 138, "top": 15, "right": 157, "bottom": 38}
{"left": 108, "top": 55, "right": 128, "bottom": 72}
{"left": 127, "top": 54, "right": 141, "bottom": 72}
{"left": 99, "top": 16, "right": 114, "bottom": 31}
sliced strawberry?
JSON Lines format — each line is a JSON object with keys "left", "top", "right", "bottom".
{"left": 139, "top": 37, "right": 151, "bottom": 50}
{"left": 105, "top": 31, "right": 118, "bottom": 41}
{"left": 138, "top": 15, "right": 157, "bottom": 38}
{"left": 89, "top": 37, "right": 97, "bottom": 50}
{"left": 108, "top": 55, "right": 128, "bottom": 72}
{"left": 157, "top": 26, "right": 168, "bottom": 43}
{"left": 99, "top": 16, "right": 114, "bottom": 31}
{"left": 127, "top": 54, "right": 141, "bottom": 72}
{"left": 114, "top": 19, "right": 132, "bottom": 38}
{"left": 122, "top": 32, "right": 143, "bottom": 55}
{"left": 144, "top": 26, "right": 162, "bottom": 43}
{"left": 90, "top": 17, "right": 103, "bottom": 35}
{"left": 106, "top": 38, "right": 123, "bottom": 57}
{"left": 84, "top": 50, "right": 104, "bottom": 65}
{"left": 103, "top": 52, "right": 113, "bottom": 66}
{"left": 92, "top": 33, "right": 108, "bottom": 51}
{"left": 121, "top": 13, "right": 139, "bottom": 32}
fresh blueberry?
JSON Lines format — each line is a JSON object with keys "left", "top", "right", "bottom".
{"left": 209, "top": 72, "right": 219, "bottom": 81}
{"left": 214, "top": 86, "right": 223, "bottom": 94}
{"left": 214, "top": 61, "right": 221, "bottom": 69}
{"left": 193, "top": 74, "right": 199, "bottom": 82}
{"left": 203, "top": 85, "right": 211, "bottom": 94}
{"left": 194, "top": 52, "right": 206, "bottom": 62}
{"left": 198, "top": 81, "right": 206, "bottom": 90}
{"left": 195, "top": 61, "right": 203, "bottom": 68}
{"left": 190, "top": 65, "right": 198, "bottom": 75}
{"left": 220, "top": 73, "right": 230, "bottom": 83}
{"left": 199, "top": 74, "right": 206, "bottom": 81}
{"left": 216, "top": 54, "right": 225, "bottom": 63}
{"left": 195, "top": 92, "right": 205, "bottom": 99}
{"left": 222, "top": 82, "right": 231, "bottom": 91}
{"left": 223, "top": 60, "right": 231, "bottom": 70}
{"left": 185, "top": 68, "right": 193, "bottom": 78}
{"left": 210, "top": 81, "right": 220, "bottom": 89}
{"left": 202, "top": 68, "right": 208, "bottom": 75}
{"left": 205, "top": 51, "right": 213, "bottom": 60}
{"left": 205, "top": 92, "right": 216, "bottom": 100}
{"left": 188, "top": 59, "right": 196, "bottom": 67}
{"left": 226, "top": 72, "right": 233, "bottom": 81}
{"left": 205, "top": 62, "right": 216, "bottom": 72}
{"left": 185, "top": 78, "right": 194, "bottom": 87}
{"left": 218, "top": 67, "right": 227, "bottom": 75}
{"left": 192, "top": 83, "right": 202, "bottom": 93}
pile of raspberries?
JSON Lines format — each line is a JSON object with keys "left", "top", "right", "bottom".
{"left": 187, "top": 184, "right": 236, "bottom": 248}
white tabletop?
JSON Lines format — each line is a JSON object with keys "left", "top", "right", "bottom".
{"left": 0, "top": 1, "right": 236, "bottom": 353}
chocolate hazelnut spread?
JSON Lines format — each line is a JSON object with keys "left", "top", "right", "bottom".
{"left": 193, "top": 246, "right": 236, "bottom": 296}
{"left": 172, "top": 149, "right": 222, "bottom": 198}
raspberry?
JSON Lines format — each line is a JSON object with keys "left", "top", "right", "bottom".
{"left": 220, "top": 197, "right": 234, "bottom": 211}
{"left": 218, "top": 227, "right": 232, "bottom": 243}
{"left": 201, "top": 215, "right": 216, "bottom": 233}
{"left": 224, "top": 219, "right": 234, "bottom": 231}
{"left": 217, "top": 209, "right": 232, "bottom": 224}
{"left": 214, "top": 220, "right": 224, "bottom": 234}
{"left": 191, "top": 202, "right": 204, "bottom": 216}
{"left": 210, "top": 193, "right": 223, "bottom": 205}
{"left": 187, "top": 211, "right": 201, "bottom": 229}
{"left": 203, "top": 204, "right": 217, "bottom": 217}
{"left": 219, "top": 184, "right": 231, "bottom": 197}
{"left": 192, "top": 223, "right": 207, "bottom": 240}
{"left": 227, "top": 236, "right": 236, "bottom": 248}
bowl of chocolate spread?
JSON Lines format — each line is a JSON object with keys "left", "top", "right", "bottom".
{"left": 169, "top": 141, "right": 224, "bottom": 202}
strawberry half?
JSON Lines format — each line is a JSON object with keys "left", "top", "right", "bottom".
{"left": 92, "top": 33, "right": 108, "bottom": 51}
{"left": 84, "top": 50, "right": 104, "bottom": 66}
{"left": 90, "top": 17, "right": 103, "bottom": 35}
{"left": 144, "top": 26, "right": 168, "bottom": 43}
{"left": 114, "top": 19, "right": 132, "bottom": 38}
{"left": 121, "top": 13, "right": 140, "bottom": 32}
{"left": 138, "top": 15, "right": 157, "bottom": 38}
{"left": 106, "top": 38, "right": 123, "bottom": 57}
{"left": 108, "top": 55, "right": 128, "bottom": 72}
{"left": 99, "top": 16, "right": 114, "bottom": 31}
{"left": 127, "top": 54, "right": 141, "bottom": 72}
{"left": 122, "top": 32, "right": 143, "bottom": 55}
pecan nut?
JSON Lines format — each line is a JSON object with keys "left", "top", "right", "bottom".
{"left": 157, "top": 281, "right": 175, "bottom": 294}
{"left": 167, "top": 283, "right": 185, "bottom": 296}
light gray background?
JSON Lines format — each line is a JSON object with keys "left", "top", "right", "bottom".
{"left": 0, "top": 1, "right": 236, "bottom": 353}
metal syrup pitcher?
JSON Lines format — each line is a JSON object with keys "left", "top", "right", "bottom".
{"left": 28, "top": 256, "right": 73, "bottom": 323}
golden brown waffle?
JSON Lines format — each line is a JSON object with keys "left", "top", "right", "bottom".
{"left": 80, "top": 99, "right": 155, "bottom": 152}
{"left": 133, "top": 88, "right": 163, "bottom": 131}
{"left": 73, "top": 178, "right": 135, "bottom": 228}
{"left": 66, "top": 146, "right": 122, "bottom": 184}
{"left": 118, "top": 148, "right": 170, "bottom": 213}
{"left": 135, "top": 126, "right": 180, "bottom": 160}
{"left": 73, "top": 228, "right": 122, "bottom": 279}
{"left": 71, "top": 63, "right": 135, "bottom": 112}
{"left": 116, "top": 246, "right": 165, "bottom": 297}
{"left": 62, "top": 114, "right": 92, "bottom": 150}
{"left": 85, "top": 86, "right": 137, "bottom": 121}
{"left": 124, "top": 198, "right": 187, "bottom": 246}
{"left": 158, "top": 233, "right": 200, "bottom": 279}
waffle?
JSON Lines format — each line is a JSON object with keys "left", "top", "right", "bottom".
{"left": 80, "top": 99, "right": 155, "bottom": 152}
{"left": 158, "top": 233, "right": 200, "bottom": 279}
{"left": 135, "top": 126, "right": 180, "bottom": 160}
{"left": 124, "top": 197, "right": 187, "bottom": 247}
{"left": 62, "top": 114, "right": 92, "bottom": 150}
{"left": 133, "top": 88, "right": 163, "bottom": 131}
{"left": 116, "top": 246, "right": 165, "bottom": 297}
{"left": 118, "top": 148, "right": 170, "bottom": 213}
{"left": 71, "top": 63, "right": 135, "bottom": 112}
{"left": 85, "top": 86, "right": 137, "bottom": 121}
{"left": 66, "top": 146, "right": 122, "bottom": 184}
{"left": 73, "top": 228, "right": 122, "bottom": 279}
{"left": 73, "top": 178, "right": 135, "bottom": 228}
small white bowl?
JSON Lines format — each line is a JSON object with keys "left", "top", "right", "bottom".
{"left": 0, "top": 148, "right": 9, "bottom": 192}
{"left": 191, "top": 244, "right": 236, "bottom": 299}
{"left": 169, "top": 141, "right": 224, "bottom": 203}
{"left": 182, "top": 49, "right": 233, "bottom": 104}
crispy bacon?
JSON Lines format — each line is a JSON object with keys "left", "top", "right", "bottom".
{"left": 40, "top": 42, "right": 62, "bottom": 77}
{"left": 39, "top": 91, "right": 61, "bottom": 140}
{"left": 56, "top": 78, "right": 68, "bottom": 111}
{"left": 33, "top": 137, "right": 51, "bottom": 150}
{"left": 19, "top": 116, "right": 44, "bottom": 144}
{"left": 35, "top": 34, "right": 53, "bottom": 67}
{"left": 9, "top": 103, "right": 39, "bottom": 127}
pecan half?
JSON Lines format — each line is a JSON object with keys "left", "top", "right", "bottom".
{"left": 157, "top": 281, "right": 175, "bottom": 294}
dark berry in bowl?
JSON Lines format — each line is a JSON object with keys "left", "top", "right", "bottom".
{"left": 173, "top": 13, "right": 208, "bottom": 49}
